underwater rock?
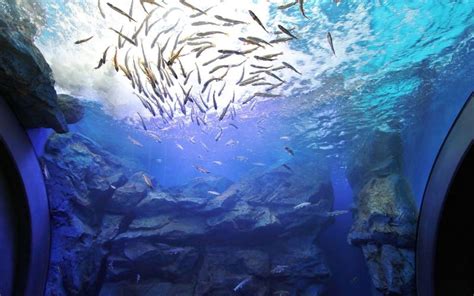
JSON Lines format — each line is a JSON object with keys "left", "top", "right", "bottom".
{"left": 346, "top": 128, "right": 417, "bottom": 295}
{"left": 195, "top": 246, "right": 271, "bottom": 296}
{"left": 43, "top": 131, "right": 336, "bottom": 295}
{"left": 348, "top": 174, "right": 418, "bottom": 248}
{"left": 43, "top": 132, "right": 129, "bottom": 295}
{"left": 107, "top": 172, "right": 152, "bottom": 214}
{"left": 361, "top": 244, "right": 415, "bottom": 296}
{"left": 58, "top": 94, "right": 85, "bottom": 124}
{"left": 106, "top": 241, "right": 199, "bottom": 282}
{"left": 0, "top": 18, "right": 68, "bottom": 132}
{"left": 347, "top": 129, "right": 403, "bottom": 193}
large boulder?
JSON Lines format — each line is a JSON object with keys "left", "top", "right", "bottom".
{"left": 0, "top": 18, "right": 68, "bottom": 132}
{"left": 346, "top": 129, "right": 417, "bottom": 296}
{"left": 58, "top": 94, "right": 85, "bottom": 124}
{"left": 43, "top": 133, "right": 129, "bottom": 295}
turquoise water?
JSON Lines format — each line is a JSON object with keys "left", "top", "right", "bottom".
{"left": 15, "top": 0, "right": 474, "bottom": 295}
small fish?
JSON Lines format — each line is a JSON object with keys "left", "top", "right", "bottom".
{"left": 106, "top": 2, "right": 137, "bottom": 22}
{"left": 194, "top": 165, "right": 210, "bottom": 174}
{"left": 278, "top": 1, "right": 297, "bottom": 9}
{"left": 229, "top": 123, "right": 239, "bottom": 129}
{"left": 294, "top": 202, "right": 311, "bottom": 210}
{"left": 235, "top": 155, "right": 248, "bottom": 162}
{"left": 225, "top": 139, "right": 238, "bottom": 146}
{"left": 128, "top": 135, "right": 144, "bottom": 147}
{"left": 280, "top": 136, "right": 290, "bottom": 141}
{"left": 282, "top": 164, "right": 293, "bottom": 172}
{"left": 74, "top": 36, "right": 94, "bottom": 44}
{"left": 298, "top": 0, "right": 308, "bottom": 18}
{"left": 282, "top": 62, "right": 301, "bottom": 75}
{"left": 214, "top": 15, "right": 247, "bottom": 25}
{"left": 284, "top": 146, "right": 295, "bottom": 156}
{"left": 212, "top": 160, "right": 223, "bottom": 166}
{"left": 40, "top": 160, "right": 50, "bottom": 180}
{"left": 176, "top": 143, "right": 184, "bottom": 150}
{"left": 234, "top": 277, "right": 252, "bottom": 292}
{"left": 192, "top": 21, "right": 219, "bottom": 26}
{"left": 197, "top": 31, "right": 227, "bottom": 37}
{"left": 98, "top": 0, "right": 106, "bottom": 18}
{"left": 137, "top": 112, "right": 147, "bottom": 130}
{"left": 142, "top": 173, "right": 154, "bottom": 189}
{"left": 327, "top": 32, "right": 336, "bottom": 56}
{"left": 252, "top": 162, "right": 266, "bottom": 167}
{"left": 248, "top": 10, "right": 268, "bottom": 33}
{"left": 271, "top": 265, "right": 289, "bottom": 274}
{"left": 110, "top": 28, "right": 137, "bottom": 46}
{"left": 179, "top": 0, "right": 207, "bottom": 15}
{"left": 208, "top": 190, "right": 220, "bottom": 196}
{"left": 215, "top": 127, "right": 223, "bottom": 141}
{"left": 94, "top": 46, "right": 110, "bottom": 69}
{"left": 325, "top": 210, "right": 349, "bottom": 217}
{"left": 278, "top": 25, "right": 298, "bottom": 39}
{"left": 270, "top": 37, "right": 293, "bottom": 44}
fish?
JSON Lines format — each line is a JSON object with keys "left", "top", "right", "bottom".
{"left": 106, "top": 2, "right": 137, "bottom": 22}
{"left": 195, "top": 63, "right": 202, "bottom": 84}
{"left": 271, "top": 265, "right": 289, "bottom": 274}
{"left": 284, "top": 146, "right": 295, "bottom": 156}
{"left": 194, "top": 165, "right": 210, "bottom": 174}
{"left": 74, "top": 36, "right": 94, "bottom": 44}
{"left": 98, "top": 0, "right": 106, "bottom": 18}
{"left": 282, "top": 164, "right": 293, "bottom": 172}
{"left": 278, "top": 1, "right": 297, "bottom": 9}
{"left": 192, "top": 21, "right": 219, "bottom": 26}
{"left": 235, "top": 155, "right": 248, "bottom": 162}
{"left": 248, "top": 10, "right": 268, "bottom": 33}
{"left": 137, "top": 112, "right": 147, "bottom": 130}
{"left": 128, "top": 135, "right": 144, "bottom": 147}
{"left": 270, "top": 37, "right": 293, "bottom": 44}
{"left": 280, "top": 136, "right": 290, "bottom": 140}
{"left": 40, "top": 160, "right": 50, "bottom": 180}
{"left": 110, "top": 28, "right": 137, "bottom": 46}
{"left": 202, "top": 77, "right": 221, "bottom": 93}
{"left": 225, "top": 139, "right": 238, "bottom": 146}
{"left": 294, "top": 202, "right": 311, "bottom": 210}
{"left": 214, "top": 15, "right": 247, "bottom": 25}
{"left": 298, "top": 0, "right": 308, "bottom": 18}
{"left": 212, "top": 161, "right": 223, "bottom": 165}
{"left": 142, "top": 173, "right": 154, "bottom": 189}
{"left": 94, "top": 46, "right": 110, "bottom": 69}
{"left": 167, "top": 45, "right": 184, "bottom": 66}
{"left": 229, "top": 123, "right": 239, "bottom": 129}
{"left": 252, "top": 162, "right": 266, "bottom": 167}
{"left": 282, "top": 62, "right": 301, "bottom": 75}
{"left": 208, "top": 190, "right": 220, "bottom": 196}
{"left": 197, "top": 31, "right": 227, "bottom": 37}
{"left": 215, "top": 127, "right": 223, "bottom": 141}
{"left": 234, "top": 277, "right": 252, "bottom": 292}
{"left": 112, "top": 47, "right": 119, "bottom": 72}
{"left": 190, "top": 6, "right": 214, "bottom": 18}
{"left": 176, "top": 143, "right": 184, "bottom": 150}
{"left": 327, "top": 32, "right": 336, "bottom": 56}
{"left": 247, "top": 36, "right": 272, "bottom": 47}
{"left": 325, "top": 210, "right": 349, "bottom": 217}
{"left": 236, "top": 66, "right": 246, "bottom": 84}
{"left": 278, "top": 25, "right": 298, "bottom": 39}
{"left": 179, "top": 0, "right": 207, "bottom": 15}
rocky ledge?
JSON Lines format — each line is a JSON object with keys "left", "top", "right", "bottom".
{"left": 347, "top": 129, "right": 417, "bottom": 296}
{"left": 43, "top": 132, "right": 336, "bottom": 296}
{"left": 0, "top": 16, "right": 84, "bottom": 132}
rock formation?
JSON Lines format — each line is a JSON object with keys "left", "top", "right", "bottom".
{"left": 347, "top": 129, "right": 417, "bottom": 296}
{"left": 43, "top": 132, "right": 336, "bottom": 296}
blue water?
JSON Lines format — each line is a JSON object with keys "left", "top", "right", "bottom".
{"left": 19, "top": 0, "right": 474, "bottom": 295}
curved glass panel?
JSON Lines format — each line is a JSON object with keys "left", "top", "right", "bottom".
{"left": 1, "top": 1, "right": 473, "bottom": 295}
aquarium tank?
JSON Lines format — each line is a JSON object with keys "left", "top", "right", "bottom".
{"left": 0, "top": 0, "right": 473, "bottom": 295}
